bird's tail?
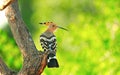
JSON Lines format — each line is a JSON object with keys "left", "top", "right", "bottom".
{"left": 47, "top": 53, "right": 59, "bottom": 68}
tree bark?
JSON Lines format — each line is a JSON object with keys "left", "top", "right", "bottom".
{"left": 0, "top": 0, "right": 48, "bottom": 75}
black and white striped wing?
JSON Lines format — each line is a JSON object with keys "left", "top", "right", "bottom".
{"left": 40, "top": 35, "right": 57, "bottom": 51}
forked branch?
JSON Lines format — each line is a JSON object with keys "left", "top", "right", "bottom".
{"left": 0, "top": 0, "right": 48, "bottom": 75}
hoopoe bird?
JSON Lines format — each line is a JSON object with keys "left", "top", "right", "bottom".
{"left": 39, "top": 22, "right": 67, "bottom": 68}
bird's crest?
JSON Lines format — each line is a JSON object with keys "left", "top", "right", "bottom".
{"left": 39, "top": 22, "right": 53, "bottom": 26}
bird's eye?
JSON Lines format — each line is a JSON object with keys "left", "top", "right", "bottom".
{"left": 52, "top": 25, "right": 55, "bottom": 27}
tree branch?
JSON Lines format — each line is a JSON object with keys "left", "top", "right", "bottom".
{"left": 0, "top": 57, "right": 16, "bottom": 75}
{"left": 0, "top": 0, "right": 14, "bottom": 11}
{"left": 0, "top": 0, "right": 48, "bottom": 75}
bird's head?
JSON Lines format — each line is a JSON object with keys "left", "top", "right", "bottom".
{"left": 39, "top": 22, "right": 68, "bottom": 32}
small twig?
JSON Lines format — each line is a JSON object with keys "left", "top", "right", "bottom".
{"left": 0, "top": 0, "right": 14, "bottom": 11}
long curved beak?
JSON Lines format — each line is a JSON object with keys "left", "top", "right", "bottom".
{"left": 57, "top": 26, "right": 68, "bottom": 31}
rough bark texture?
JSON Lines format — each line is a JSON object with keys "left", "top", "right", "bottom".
{"left": 0, "top": 0, "right": 48, "bottom": 75}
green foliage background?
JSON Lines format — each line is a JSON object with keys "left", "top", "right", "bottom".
{"left": 0, "top": 0, "right": 120, "bottom": 75}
